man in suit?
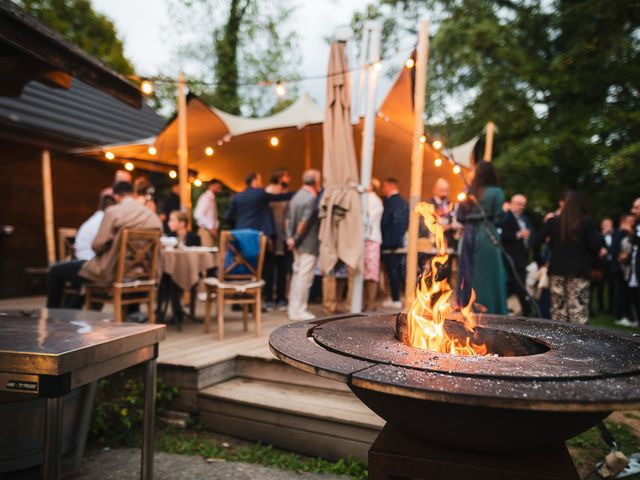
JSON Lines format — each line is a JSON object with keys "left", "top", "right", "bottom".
{"left": 618, "top": 198, "right": 640, "bottom": 327}
{"left": 380, "top": 178, "right": 409, "bottom": 309}
{"left": 613, "top": 214, "right": 634, "bottom": 324}
{"left": 224, "top": 172, "right": 294, "bottom": 237}
{"left": 499, "top": 193, "right": 534, "bottom": 316}
{"left": 46, "top": 181, "right": 162, "bottom": 308}
{"left": 426, "top": 178, "right": 460, "bottom": 248}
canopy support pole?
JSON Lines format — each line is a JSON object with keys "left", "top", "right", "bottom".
{"left": 41, "top": 149, "right": 56, "bottom": 265}
{"left": 404, "top": 19, "right": 430, "bottom": 309}
{"left": 483, "top": 121, "right": 495, "bottom": 161}
{"left": 177, "top": 72, "right": 190, "bottom": 210}
{"left": 351, "top": 20, "right": 382, "bottom": 314}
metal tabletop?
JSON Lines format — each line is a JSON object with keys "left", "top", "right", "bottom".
{"left": 0, "top": 309, "right": 166, "bottom": 479}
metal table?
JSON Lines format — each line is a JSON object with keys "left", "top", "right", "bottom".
{"left": 0, "top": 309, "right": 166, "bottom": 480}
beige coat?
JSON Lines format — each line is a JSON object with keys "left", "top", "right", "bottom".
{"left": 79, "top": 197, "right": 162, "bottom": 283}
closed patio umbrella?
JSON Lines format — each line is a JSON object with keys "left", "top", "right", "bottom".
{"left": 319, "top": 41, "right": 362, "bottom": 275}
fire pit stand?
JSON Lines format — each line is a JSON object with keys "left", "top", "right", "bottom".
{"left": 269, "top": 313, "right": 640, "bottom": 480}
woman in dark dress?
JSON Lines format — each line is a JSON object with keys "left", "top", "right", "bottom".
{"left": 457, "top": 161, "right": 508, "bottom": 314}
{"left": 533, "top": 192, "right": 603, "bottom": 324}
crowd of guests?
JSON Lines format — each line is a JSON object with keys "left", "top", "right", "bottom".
{"left": 46, "top": 162, "right": 640, "bottom": 329}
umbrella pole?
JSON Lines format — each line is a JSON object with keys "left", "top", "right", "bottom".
{"left": 177, "top": 72, "right": 190, "bottom": 211}
{"left": 41, "top": 149, "right": 56, "bottom": 265}
{"left": 404, "top": 20, "right": 430, "bottom": 309}
{"left": 351, "top": 21, "right": 383, "bottom": 313}
{"left": 483, "top": 121, "right": 495, "bottom": 161}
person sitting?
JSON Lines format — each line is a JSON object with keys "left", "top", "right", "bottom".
{"left": 167, "top": 210, "right": 200, "bottom": 247}
{"left": 160, "top": 183, "right": 181, "bottom": 234}
{"left": 75, "top": 194, "right": 117, "bottom": 262}
{"left": 134, "top": 176, "right": 157, "bottom": 213}
{"left": 46, "top": 181, "right": 162, "bottom": 309}
{"left": 100, "top": 169, "right": 132, "bottom": 198}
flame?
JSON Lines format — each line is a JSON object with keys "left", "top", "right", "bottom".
{"left": 406, "top": 202, "right": 487, "bottom": 356}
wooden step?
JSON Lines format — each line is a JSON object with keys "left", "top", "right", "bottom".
{"left": 199, "top": 378, "right": 384, "bottom": 460}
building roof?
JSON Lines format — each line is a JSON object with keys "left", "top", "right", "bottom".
{"left": 0, "top": 78, "right": 165, "bottom": 147}
{"left": 0, "top": 0, "right": 142, "bottom": 107}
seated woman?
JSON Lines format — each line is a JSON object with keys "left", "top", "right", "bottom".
{"left": 159, "top": 211, "right": 201, "bottom": 328}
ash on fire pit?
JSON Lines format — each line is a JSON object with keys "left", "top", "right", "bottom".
{"left": 269, "top": 312, "right": 640, "bottom": 477}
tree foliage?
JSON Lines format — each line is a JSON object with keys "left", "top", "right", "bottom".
{"left": 168, "top": 0, "right": 301, "bottom": 117}
{"left": 18, "top": 0, "right": 135, "bottom": 75}
{"left": 351, "top": 0, "right": 640, "bottom": 219}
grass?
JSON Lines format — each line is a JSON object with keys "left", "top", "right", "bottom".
{"left": 154, "top": 425, "right": 368, "bottom": 479}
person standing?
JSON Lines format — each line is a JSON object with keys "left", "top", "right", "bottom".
{"left": 194, "top": 179, "right": 222, "bottom": 247}
{"left": 457, "top": 161, "right": 508, "bottom": 315}
{"left": 264, "top": 168, "right": 292, "bottom": 311}
{"left": 613, "top": 214, "right": 635, "bottom": 325}
{"left": 533, "top": 192, "right": 603, "bottom": 324}
{"left": 499, "top": 194, "right": 534, "bottom": 316}
{"left": 617, "top": 198, "right": 640, "bottom": 327}
{"left": 287, "top": 170, "right": 322, "bottom": 321}
{"left": 159, "top": 183, "right": 181, "bottom": 234}
{"left": 427, "top": 178, "right": 460, "bottom": 248}
{"left": 380, "top": 178, "right": 409, "bottom": 309}
{"left": 363, "top": 180, "right": 384, "bottom": 310}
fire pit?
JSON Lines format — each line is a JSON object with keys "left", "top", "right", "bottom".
{"left": 269, "top": 312, "right": 640, "bottom": 474}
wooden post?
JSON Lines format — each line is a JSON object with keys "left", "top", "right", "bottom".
{"left": 404, "top": 20, "right": 430, "bottom": 309}
{"left": 41, "top": 149, "right": 56, "bottom": 265}
{"left": 483, "top": 121, "right": 495, "bottom": 161}
{"left": 304, "top": 127, "right": 312, "bottom": 171}
{"left": 177, "top": 72, "right": 190, "bottom": 210}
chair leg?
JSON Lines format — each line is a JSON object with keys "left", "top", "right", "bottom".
{"left": 84, "top": 289, "right": 92, "bottom": 310}
{"left": 148, "top": 288, "right": 156, "bottom": 324}
{"left": 204, "top": 286, "right": 212, "bottom": 333}
{"left": 217, "top": 291, "right": 225, "bottom": 341}
{"left": 242, "top": 305, "right": 248, "bottom": 332}
{"left": 113, "top": 290, "right": 122, "bottom": 323}
{"left": 255, "top": 292, "right": 262, "bottom": 337}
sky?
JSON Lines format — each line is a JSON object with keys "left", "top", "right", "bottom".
{"left": 91, "top": 0, "right": 378, "bottom": 107}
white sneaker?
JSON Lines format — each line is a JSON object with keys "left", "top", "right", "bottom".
{"left": 288, "top": 311, "right": 316, "bottom": 321}
{"left": 614, "top": 317, "right": 630, "bottom": 326}
{"left": 382, "top": 299, "right": 403, "bottom": 309}
{"left": 615, "top": 318, "right": 639, "bottom": 328}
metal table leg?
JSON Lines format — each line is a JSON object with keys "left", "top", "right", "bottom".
{"left": 43, "top": 396, "right": 63, "bottom": 480}
{"left": 141, "top": 358, "right": 157, "bottom": 480}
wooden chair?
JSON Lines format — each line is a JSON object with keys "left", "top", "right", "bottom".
{"left": 57, "top": 227, "right": 78, "bottom": 261}
{"left": 85, "top": 229, "right": 161, "bottom": 323}
{"left": 203, "top": 230, "right": 267, "bottom": 340}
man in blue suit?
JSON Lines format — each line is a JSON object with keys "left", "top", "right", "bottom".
{"left": 380, "top": 178, "right": 409, "bottom": 309}
{"left": 224, "top": 172, "right": 294, "bottom": 237}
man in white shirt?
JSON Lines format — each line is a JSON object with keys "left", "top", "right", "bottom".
{"left": 75, "top": 195, "right": 117, "bottom": 261}
{"left": 193, "top": 179, "right": 222, "bottom": 247}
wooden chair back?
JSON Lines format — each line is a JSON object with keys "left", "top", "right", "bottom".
{"left": 218, "top": 230, "right": 267, "bottom": 283}
{"left": 114, "top": 229, "right": 161, "bottom": 285}
{"left": 57, "top": 227, "right": 77, "bottom": 261}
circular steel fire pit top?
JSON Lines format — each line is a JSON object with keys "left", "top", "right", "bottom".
{"left": 269, "top": 313, "right": 640, "bottom": 412}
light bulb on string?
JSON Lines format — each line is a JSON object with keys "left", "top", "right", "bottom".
{"left": 453, "top": 164, "right": 461, "bottom": 174}
{"left": 124, "top": 162, "right": 134, "bottom": 171}
{"left": 275, "top": 81, "right": 286, "bottom": 97}
{"left": 168, "top": 170, "right": 177, "bottom": 179}
{"left": 193, "top": 178, "right": 202, "bottom": 187}
{"left": 457, "top": 192, "right": 467, "bottom": 202}
{"left": 434, "top": 158, "right": 442, "bottom": 167}
{"left": 105, "top": 151, "right": 115, "bottom": 160}
{"left": 217, "top": 140, "right": 224, "bottom": 146}
{"left": 148, "top": 146, "right": 157, "bottom": 155}
{"left": 205, "top": 146, "right": 214, "bottom": 156}
{"left": 419, "top": 135, "right": 427, "bottom": 144}
{"left": 373, "top": 62, "right": 382, "bottom": 72}
{"left": 270, "top": 136, "right": 279, "bottom": 147}
{"left": 140, "top": 80, "right": 154, "bottom": 96}
{"left": 405, "top": 58, "right": 415, "bottom": 69}
{"left": 432, "top": 139, "right": 443, "bottom": 150}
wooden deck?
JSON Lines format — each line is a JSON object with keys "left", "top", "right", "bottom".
{"left": 0, "top": 296, "right": 383, "bottom": 460}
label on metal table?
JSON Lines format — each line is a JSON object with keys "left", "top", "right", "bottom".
{"left": 0, "top": 372, "right": 39, "bottom": 394}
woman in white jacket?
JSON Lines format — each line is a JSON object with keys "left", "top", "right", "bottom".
{"left": 363, "top": 180, "right": 384, "bottom": 310}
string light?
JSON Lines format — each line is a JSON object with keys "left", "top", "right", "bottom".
{"left": 275, "top": 81, "right": 286, "bottom": 96}
{"left": 148, "top": 146, "right": 157, "bottom": 155}
{"left": 140, "top": 80, "right": 154, "bottom": 95}
{"left": 419, "top": 135, "right": 427, "bottom": 144}
{"left": 405, "top": 58, "right": 415, "bottom": 69}
{"left": 453, "top": 164, "right": 461, "bottom": 174}
{"left": 124, "top": 162, "right": 134, "bottom": 171}
{"left": 104, "top": 151, "right": 115, "bottom": 160}
{"left": 270, "top": 136, "right": 279, "bottom": 147}
{"left": 193, "top": 178, "right": 202, "bottom": 187}
{"left": 168, "top": 170, "right": 177, "bottom": 179}
{"left": 457, "top": 192, "right": 467, "bottom": 202}
{"left": 217, "top": 140, "right": 224, "bottom": 146}
{"left": 223, "top": 134, "right": 232, "bottom": 143}
{"left": 205, "top": 146, "right": 214, "bottom": 156}
{"left": 432, "top": 139, "right": 443, "bottom": 150}
{"left": 373, "top": 62, "right": 382, "bottom": 72}
{"left": 434, "top": 158, "right": 442, "bottom": 167}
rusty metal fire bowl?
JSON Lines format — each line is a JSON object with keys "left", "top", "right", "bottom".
{"left": 269, "top": 313, "right": 640, "bottom": 452}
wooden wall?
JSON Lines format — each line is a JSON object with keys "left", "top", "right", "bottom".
{"left": 0, "top": 139, "right": 117, "bottom": 298}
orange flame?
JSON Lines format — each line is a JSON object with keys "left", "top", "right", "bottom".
{"left": 406, "top": 202, "right": 487, "bottom": 356}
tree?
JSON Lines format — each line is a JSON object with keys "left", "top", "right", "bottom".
{"left": 168, "top": 0, "right": 301, "bottom": 116}
{"left": 350, "top": 0, "right": 640, "bottom": 218}
{"left": 18, "top": 0, "right": 135, "bottom": 75}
